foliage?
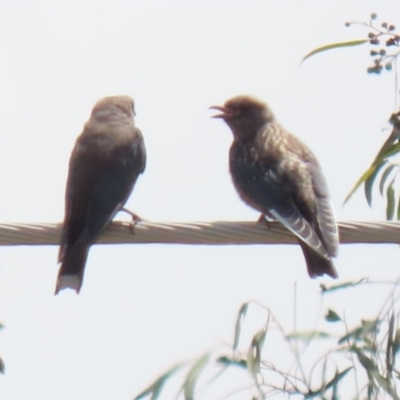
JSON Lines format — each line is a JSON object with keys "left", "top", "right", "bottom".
{"left": 133, "top": 280, "right": 400, "bottom": 399}
{"left": 0, "top": 322, "right": 4, "bottom": 375}
{"left": 303, "top": 13, "right": 400, "bottom": 220}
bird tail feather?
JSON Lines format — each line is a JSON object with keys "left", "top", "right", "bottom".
{"left": 299, "top": 240, "right": 338, "bottom": 279}
{"left": 55, "top": 243, "right": 89, "bottom": 295}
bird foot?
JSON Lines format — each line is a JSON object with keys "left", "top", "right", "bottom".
{"left": 257, "top": 213, "right": 273, "bottom": 229}
{"left": 121, "top": 207, "right": 141, "bottom": 234}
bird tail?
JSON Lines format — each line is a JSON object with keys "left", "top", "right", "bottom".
{"left": 55, "top": 243, "right": 89, "bottom": 295}
{"left": 299, "top": 240, "right": 338, "bottom": 279}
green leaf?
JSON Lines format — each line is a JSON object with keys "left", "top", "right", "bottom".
{"left": 361, "top": 319, "right": 380, "bottom": 334}
{"left": 305, "top": 367, "right": 352, "bottom": 397}
{"left": 352, "top": 347, "right": 393, "bottom": 395}
{"left": 353, "top": 347, "right": 377, "bottom": 371}
{"left": 320, "top": 278, "right": 368, "bottom": 293}
{"left": 183, "top": 351, "right": 211, "bottom": 400}
{"left": 302, "top": 39, "right": 368, "bottom": 63}
{"left": 325, "top": 309, "right": 341, "bottom": 322}
{"left": 338, "top": 320, "right": 379, "bottom": 344}
{"left": 397, "top": 196, "right": 400, "bottom": 220}
{"left": 343, "top": 164, "right": 380, "bottom": 206}
{"left": 358, "top": 319, "right": 380, "bottom": 341}
{"left": 247, "top": 326, "right": 268, "bottom": 376}
{"left": 343, "top": 109, "right": 400, "bottom": 208}
{"left": 286, "top": 330, "right": 331, "bottom": 340}
{"left": 217, "top": 355, "right": 247, "bottom": 369}
{"left": 233, "top": 302, "right": 248, "bottom": 351}
{"left": 379, "top": 164, "right": 396, "bottom": 195}
{"left": 386, "top": 314, "right": 395, "bottom": 371}
{"left": 345, "top": 117, "right": 400, "bottom": 207}
{"left": 133, "top": 362, "right": 186, "bottom": 400}
{"left": 365, "top": 161, "right": 387, "bottom": 206}
{"left": 324, "top": 367, "right": 353, "bottom": 390}
{"left": 378, "top": 141, "right": 400, "bottom": 160}
{"left": 386, "top": 182, "right": 395, "bottom": 220}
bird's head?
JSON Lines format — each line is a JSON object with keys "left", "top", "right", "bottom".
{"left": 91, "top": 95, "right": 136, "bottom": 123}
{"left": 210, "top": 95, "right": 275, "bottom": 141}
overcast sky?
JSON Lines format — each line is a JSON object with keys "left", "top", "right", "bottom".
{"left": 0, "top": 1, "right": 399, "bottom": 399}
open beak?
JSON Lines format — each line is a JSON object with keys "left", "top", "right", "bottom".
{"left": 209, "top": 105, "right": 230, "bottom": 119}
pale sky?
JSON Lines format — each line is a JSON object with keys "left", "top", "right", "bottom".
{"left": 0, "top": 1, "right": 399, "bottom": 399}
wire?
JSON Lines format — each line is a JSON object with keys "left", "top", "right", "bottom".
{"left": 0, "top": 220, "right": 398, "bottom": 246}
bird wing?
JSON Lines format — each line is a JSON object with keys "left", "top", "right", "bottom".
{"left": 134, "top": 127, "right": 147, "bottom": 174}
{"left": 59, "top": 132, "right": 146, "bottom": 262}
{"left": 305, "top": 161, "right": 339, "bottom": 257}
{"left": 270, "top": 152, "right": 338, "bottom": 259}
{"left": 268, "top": 201, "right": 330, "bottom": 258}
{"left": 229, "top": 146, "right": 331, "bottom": 259}
{"left": 266, "top": 194, "right": 331, "bottom": 259}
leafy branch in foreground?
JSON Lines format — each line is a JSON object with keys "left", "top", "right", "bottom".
{"left": 0, "top": 322, "right": 4, "bottom": 375}
{"left": 345, "top": 111, "right": 400, "bottom": 220}
{"left": 303, "top": 13, "right": 400, "bottom": 219}
{"left": 347, "top": 12, "right": 400, "bottom": 75}
{"left": 133, "top": 280, "right": 400, "bottom": 399}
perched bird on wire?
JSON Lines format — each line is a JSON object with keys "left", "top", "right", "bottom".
{"left": 210, "top": 95, "right": 338, "bottom": 279}
{"left": 56, "top": 95, "right": 146, "bottom": 294}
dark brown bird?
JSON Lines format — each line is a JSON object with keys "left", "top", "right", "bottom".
{"left": 56, "top": 95, "right": 146, "bottom": 294}
{"left": 210, "top": 95, "right": 338, "bottom": 278}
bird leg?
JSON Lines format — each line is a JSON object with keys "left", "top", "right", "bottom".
{"left": 121, "top": 207, "right": 141, "bottom": 234}
{"left": 257, "top": 213, "right": 274, "bottom": 229}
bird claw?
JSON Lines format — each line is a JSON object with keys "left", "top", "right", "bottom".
{"left": 121, "top": 207, "right": 141, "bottom": 234}
{"left": 257, "top": 213, "right": 273, "bottom": 229}
{"left": 257, "top": 214, "right": 267, "bottom": 223}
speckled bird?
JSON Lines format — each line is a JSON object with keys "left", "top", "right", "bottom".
{"left": 56, "top": 95, "right": 146, "bottom": 294}
{"left": 210, "top": 95, "right": 338, "bottom": 279}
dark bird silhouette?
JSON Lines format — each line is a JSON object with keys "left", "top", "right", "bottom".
{"left": 210, "top": 95, "right": 338, "bottom": 278}
{"left": 56, "top": 95, "right": 146, "bottom": 294}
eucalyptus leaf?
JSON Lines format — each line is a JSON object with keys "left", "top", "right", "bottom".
{"left": 302, "top": 39, "right": 368, "bottom": 63}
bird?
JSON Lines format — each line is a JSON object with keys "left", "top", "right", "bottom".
{"left": 55, "top": 95, "right": 146, "bottom": 294}
{"left": 210, "top": 95, "right": 338, "bottom": 279}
